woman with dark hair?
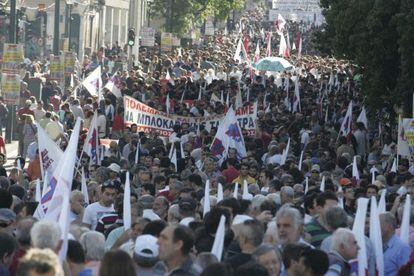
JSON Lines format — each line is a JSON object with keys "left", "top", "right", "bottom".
{"left": 99, "top": 250, "right": 136, "bottom": 276}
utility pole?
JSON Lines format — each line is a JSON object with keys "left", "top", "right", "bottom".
{"left": 53, "top": 0, "right": 60, "bottom": 55}
{"left": 9, "top": 0, "right": 16, "bottom": 43}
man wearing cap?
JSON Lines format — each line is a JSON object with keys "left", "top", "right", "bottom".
{"left": 155, "top": 225, "right": 201, "bottom": 275}
{"left": 178, "top": 198, "right": 197, "bottom": 226}
{"left": 310, "top": 164, "right": 321, "bottom": 182}
{"left": 82, "top": 180, "right": 117, "bottom": 230}
{"left": 134, "top": 234, "right": 159, "bottom": 276}
{"left": 107, "top": 163, "right": 121, "bottom": 181}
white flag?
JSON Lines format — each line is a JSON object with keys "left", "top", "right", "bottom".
{"left": 35, "top": 179, "right": 42, "bottom": 202}
{"left": 292, "top": 79, "right": 301, "bottom": 113}
{"left": 280, "top": 138, "right": 290, "bottom": 165}
{"left": 35, "top": 118, "right": 81, "bottom": 221}
{"left": 352, "top": 198, "right": 369, "bottom": 276}
{"left": 82, "top": 66, "right": 102, "bottom": 96}
{"left": 352, "top": 156, "right": 360, "bottom": 183}
{"left": 203, "top": 180, "right": 211, "bottom": 217}
{"left": 276, "top": 14, "right": 286, "bottom": 33}
{"left": 278, "top": 33, "right": 288, "bottom": 57}
{"left": 390, "top": 158, "right": 397, "bottom": 173}
{"left": 37, "top": 124, "right": 63, "bottom": 179}
{"left": 266, "top": 32, "right": 272, "bottom": 57}
{"left": 104, "top": 78, "right": 122, "bottom": 98}
{"left": 123, "top": 171, "right": 132, "bottom": 230}
{"left": 304, "top": 177, "right": 309, "bottom": 194}
{"left": 398, "top": 116, "right": 411, "bottom": 157}
{"left": 210, "top": 107, "right": 247, "bottom": 163}
{"left": 242, "top": 179, "right": 251, "bottom": 200}
{"left": 169, "top": 144, "right": 177, "bottom": 172}
{"left": 400, "top": 195, "right": 411, "bottom": 245}
{"left": 298, "top": 150, "right": 304, "bottom": 171}
{"left": 166, "top": 93, "right": 171, "bottom": 114}
{"left": 211, "top": 215, "right": 226, "bottom": 261}
{"left": 82, "top": 113, "right": 100, "bottom": 165}
{"left": 217, "top": 183, "right": 223, "bottom": 203}
{"left": 298, "top": 36, "right": 302, "bottom": 58}
{"left": 81, "top": 167, "right": 89, "bottom": 205}
{"left": 369, "top": 196, "right": 384, "bottom": 276}
{"left": 233, "top": 183, "right": 239, "bottom": 198}
{"left": 357, "top": 106, "right": 368, "bottom": 129}
{"left": 320, "top": 175, "right": 326, "bottom": 192}
{"left": 378, "top": 189, "right": 387, "bottom": 214}
{"left": 339, "top": 101, "right": 353, "bottom": 137}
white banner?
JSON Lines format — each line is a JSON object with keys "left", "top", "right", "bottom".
{"left": 140, "top": 27, "right": 155, "bottom": 47}
{"left": 124, "top": 96, "right": 257, "bottom": 137}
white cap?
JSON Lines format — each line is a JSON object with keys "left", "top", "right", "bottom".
{"left": 134, "top": 235, "right": 159, "bottom": 258}
{"left": 142, "top": 209, "right": 161, "bottom": 221}
{"left": 107, "top": 163, "right": 121, "bottom": 173}
{"left": 232, "top": 214, "right": 253, "bottom": 226}
{"left": 179, "top": 217, "right": 195, "bottom": 226}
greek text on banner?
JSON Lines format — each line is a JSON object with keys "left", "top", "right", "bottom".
{"left": 124, "top": 96, "right": 257, "bottom": 137}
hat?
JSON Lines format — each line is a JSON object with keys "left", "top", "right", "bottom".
{"left": 0, "top": 209, "right": 16, "bottom": 223}
{"left": 134, "top": 235, "right": 159, "bottom": 258}
{"left": 339, "top": 178, "right": 352, "bottom": 186}
{"left": 179, "top": 217, "right": 195, "bottom": 226}
{"left": 178, "top": 198, "right": 196, "bottom": 212}
{"left": 232, "top": 214, "right": 253, "bottom": 226}
{"left": 107, "top": 163, "right": 121, "bottom": 174}
{"left": 311, "top": 164, "right": 320, "bottom": 173}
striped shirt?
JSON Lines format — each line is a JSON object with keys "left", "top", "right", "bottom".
{"left": 304, "top": 216, "right": 331, "bottom": 248}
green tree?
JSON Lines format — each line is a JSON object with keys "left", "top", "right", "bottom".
{"left": 316, "top": 0, "right": 414, "bottom": 117}
{"left": 150, "top": 0, "right": 245, "bottom": 34}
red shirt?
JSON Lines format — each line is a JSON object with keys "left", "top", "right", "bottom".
{"left": 158, "top": 190, "right": 175, "bottom": 202}
{"left": 222, "top": 166, "right": 240, "bottom": 184}
{"left": 9, "top": 248, "right": 26, "bottom": 276}
{"left": 112, "top": 114, "right": 124, "bottom": 132}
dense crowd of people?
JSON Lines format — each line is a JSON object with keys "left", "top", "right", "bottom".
{"left": 0, "top": 6, "right": 413, "bottom": 276}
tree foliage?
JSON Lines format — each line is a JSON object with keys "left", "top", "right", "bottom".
{"left": 150, "top": 0, "right": 245, "bottom": 34}
{"left": 316, "top": 0, "right": 414, "bottom": 116}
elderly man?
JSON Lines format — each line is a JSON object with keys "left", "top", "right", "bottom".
{"left": 326, "top": 228, "right": 359, "bottom": 276}
{"left": 276, "top": 206, "right": 312, "bottom": 248}
{"left": 153, "top": 196, "right": 169, "bottom": 221}
{"left": 155, "top": 224, "right": 201, "bottom": 275}
{"left": 380, "top": 212, "right": 412, "bottom": 275}
{"left": 225, "top": 219, "right": 264, "bottom": 270}
{"left": 69, "top": 190, "right": 86, "bottom": 223}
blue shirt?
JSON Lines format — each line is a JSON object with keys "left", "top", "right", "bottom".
{"left": 383, "top": 234, "right": 412, "bottom": 276}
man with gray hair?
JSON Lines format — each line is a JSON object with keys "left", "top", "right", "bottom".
{"left": 326, "top": 228, "right": 359, "bottom": 276}
{"left": 380, "top": 212, "right": 412, "bottom": 275}
{"left": 79, "top": 231, "right": 105, "bottom": 275}
{"left": 225, "top": 219, "right": 264, "bottom": 270}
{"left": 30, "top": 221, "right": 61, "bottom": 252}
{"left": 276, "top": 206, "right": 311, "bottom": 248}
{"left": 70, "top": 190, "right": 85, "bottom": 223}
{"left": 280, "top": 186, "right": 294, "bottom": 206}
{"left": 139, "top": 195, "right": 160, "bottom": 221}
{"left": 321, "top": 207, "right": 375, "bottom": 276}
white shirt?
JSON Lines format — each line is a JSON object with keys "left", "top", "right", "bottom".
{"left": 82, "top": 202, "right": 115, "bottom": 230}
{"left": 71, "top": 105, "right": 84, "bottom": 120}
{"left": 33, "top": 108, "right": 46, "bottom": 121}
{"left": 97, "top": 114, "right": 107, "bottom": 138}
{"left": 301, "top": 131, "right": 310, "bottom": 146}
